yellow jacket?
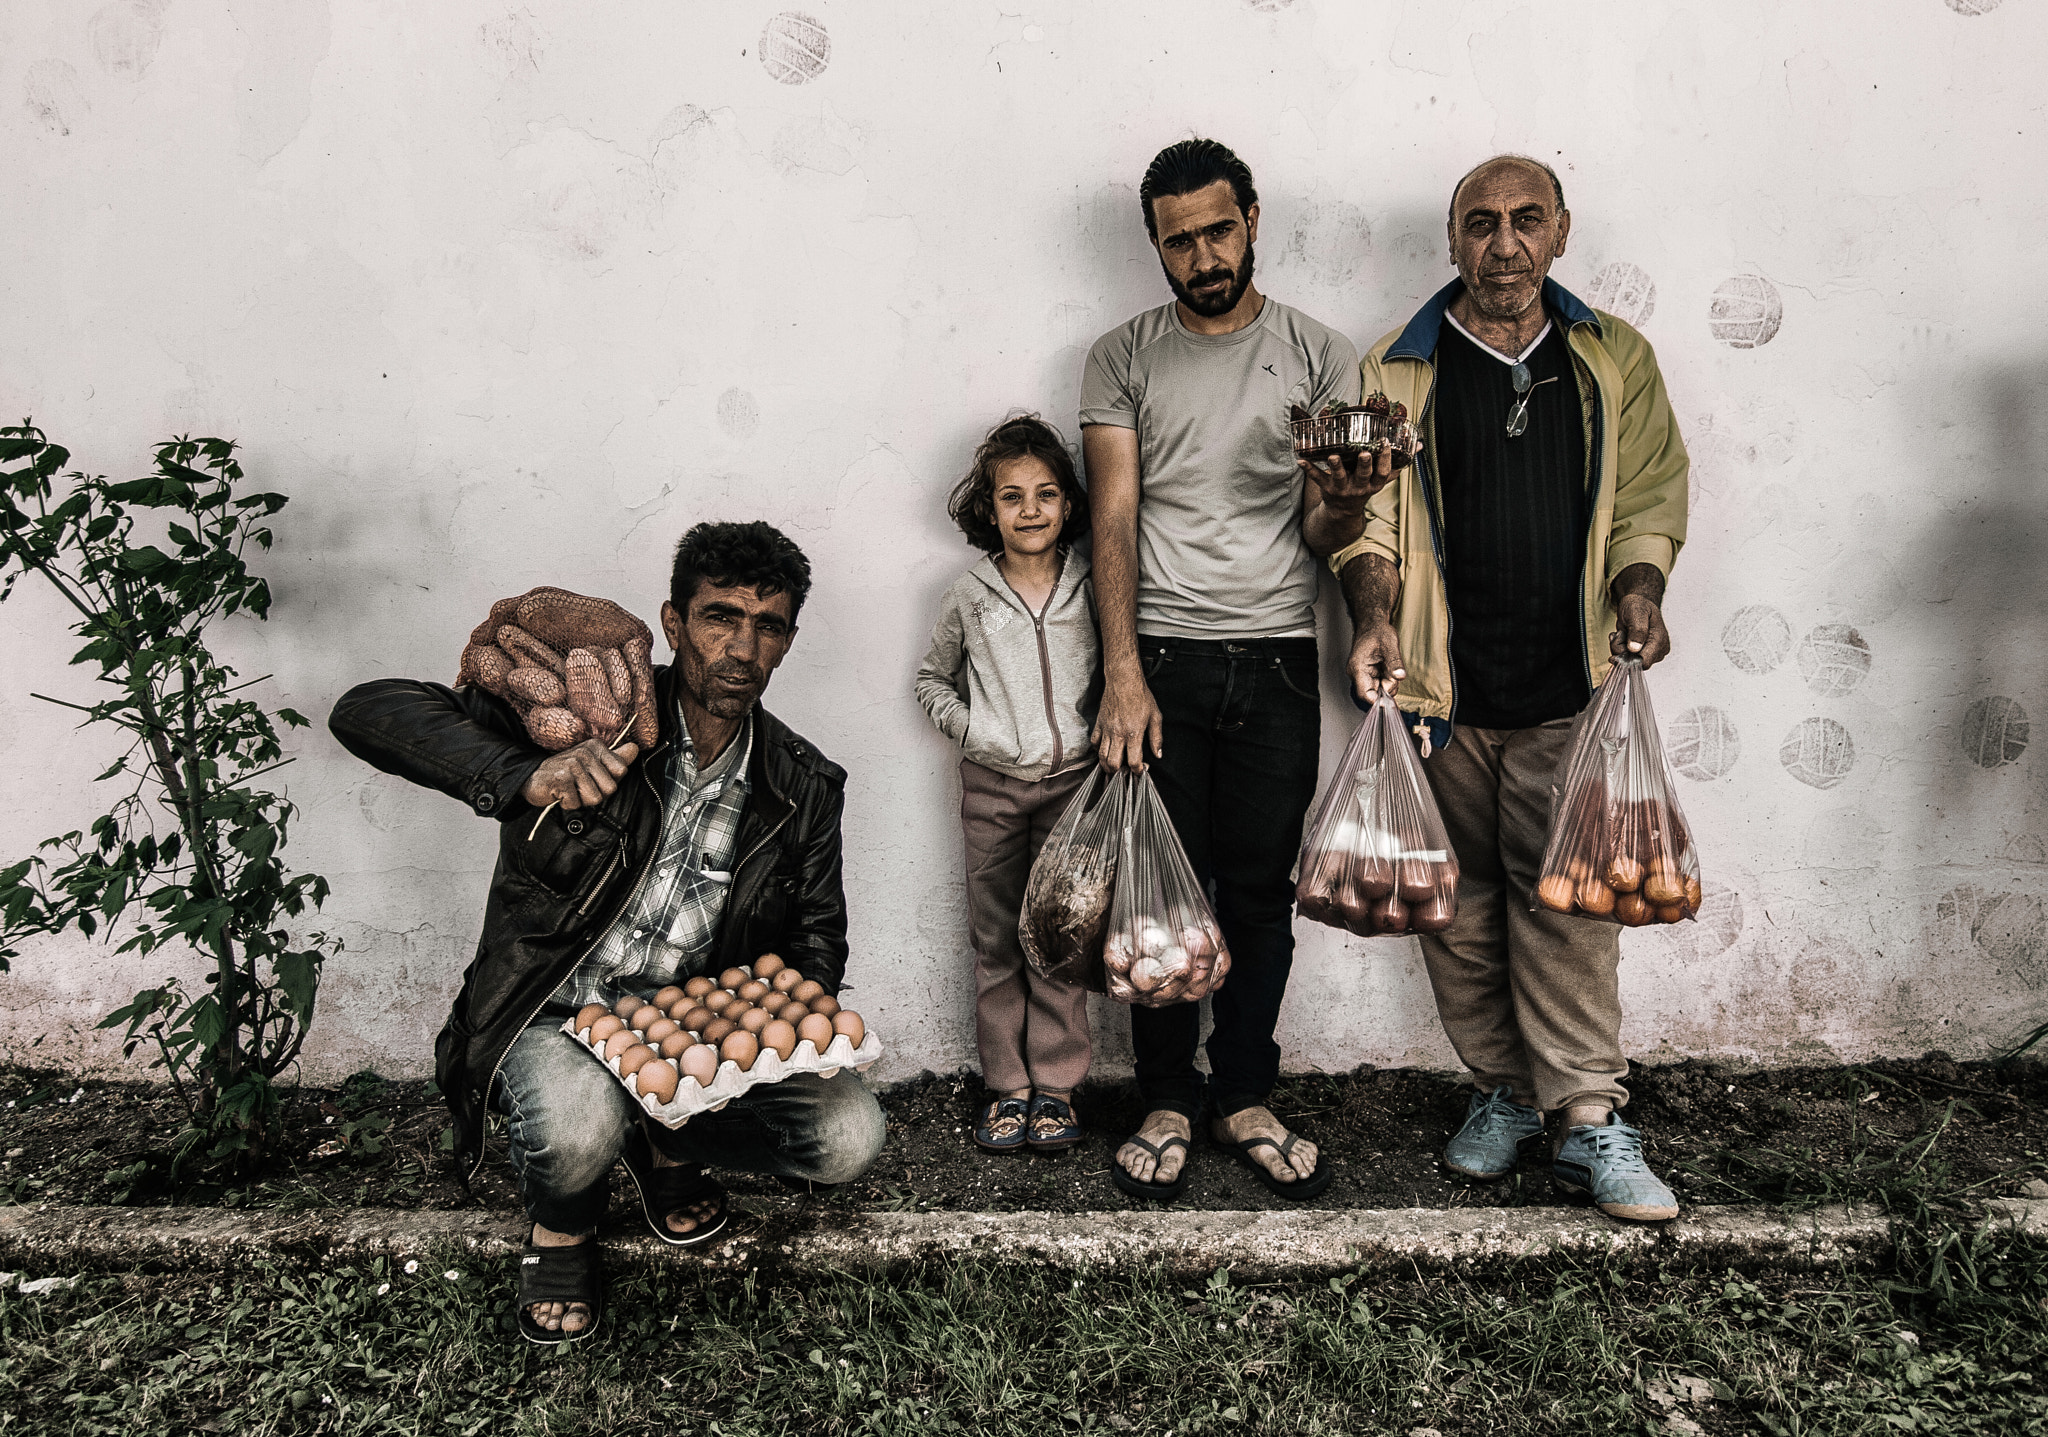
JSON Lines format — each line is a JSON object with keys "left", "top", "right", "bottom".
{"left": 1328, "top": 278, "right": 1689, "bottom": 747}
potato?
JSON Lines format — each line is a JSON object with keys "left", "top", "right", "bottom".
{"left": 563, "top": 648, "right": 624, "bottom": 737}
{"left": 1535, "top": 874, "right": 1577, "bottom": 913}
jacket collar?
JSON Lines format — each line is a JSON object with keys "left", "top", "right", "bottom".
{"left": 1387, "top": 276, "right": 1602, "bottom": 362}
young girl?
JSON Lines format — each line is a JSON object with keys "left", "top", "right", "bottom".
{"left": 915, "top": 414, "right": 1100, "bottom": 1153}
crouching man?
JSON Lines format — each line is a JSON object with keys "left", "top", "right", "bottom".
{"left": 330, "top": 521, "right": 885, "bottom": 1343}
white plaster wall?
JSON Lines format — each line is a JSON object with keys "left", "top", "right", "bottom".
{"left": 2, "top": 0, "right": 2043, "bottom": 1085}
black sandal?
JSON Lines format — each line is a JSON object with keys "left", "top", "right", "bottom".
{"left": 515, "top": 1242, "right": 603, "bottom": 1345}
{"left": 1109, "top": 1133, "right": 1191, "bottom": 1201}
{"left": 622, "top": 1133, "right": 731, "bottom": 1248}
{"left": 1218, "top": 1132, "right": 1334, "bottom": 1201}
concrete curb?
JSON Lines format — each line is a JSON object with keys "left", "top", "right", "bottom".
{"left": 6, "top": 1198, "right": 2039, "bottom": 1281}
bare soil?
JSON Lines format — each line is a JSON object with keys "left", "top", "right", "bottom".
{"left": 2, "top": 1054, "right": 2043, "bottom": 1227}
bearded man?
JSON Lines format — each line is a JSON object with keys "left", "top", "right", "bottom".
{"left": 330, "top": 521, "right": 884, "bottom": 1341}
{"left": 1333, "top": 155, "right": 1690, "bottom": 1221}
{"left": 1082, "top": 138, "right": 1395, "bottom": 1201}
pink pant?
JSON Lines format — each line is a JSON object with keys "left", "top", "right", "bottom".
{"left": 960, "top": 758, "right": 1094, "bottom": 1093}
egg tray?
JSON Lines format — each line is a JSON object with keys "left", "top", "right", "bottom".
{"left": 563, "top": 1016, "right": 883, "bottom": 1128}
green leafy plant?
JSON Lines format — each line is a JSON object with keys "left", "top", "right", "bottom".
{"left": 0, "top": 422, "right": 339, "bottom": 1169}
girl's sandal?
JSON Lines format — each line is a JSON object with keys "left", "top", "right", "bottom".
{"left": 622, "top": 1135, "right": 732, "bottom": 1249}
{"left": 1024, "top": 1093, "right": 1084, "bottom": 1151}
{"left": 974, "top": 1096, "right": 1030, "bottom": 1153}
{"left": 515, "top": 1242, "right": 603, "bottom": 1346}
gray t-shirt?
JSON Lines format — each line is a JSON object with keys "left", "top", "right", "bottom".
{"left": 1080, "top": 298, "right": 1360, "bottom": 640}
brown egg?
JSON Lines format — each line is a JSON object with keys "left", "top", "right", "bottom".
{"left": 1370, "top": 894, "right": 1409, "bottom": 933}
{"left": 1535, "top": 874, "right": 1577, "bottom": 913}
{"left": 702, "top": 1017, "right": 737, "bottom": 1045}
{"left": 652, "top": 985, "right": 686, "bottom": 1011}
{"left": 1605, "top": 855, "right": 1645, "bottom": 894}
{"left": 831, "top": 1010, "right": 866, "bottom": 1048}
{"left": 680, "top": 1006, "right": 714, "bottom": 1034}
{"left": 760, "top": 992, "right": 791, "bottom": 1015}
{"left": 703, "top": 990, "right": 735, "bottom": 1014}
{"left": 627, "top": 1003, "right": 662, "bottom": 1033}
{"left": 667, "top": 999, "right": 696, "bottom": 1022}
{"left": 1411, "top": 894, "right": 1455, "bottom": 933}
{"left": 617, "top": 1045, "right": 656, "bottom": 1077}
{"left": 1643, "top": 871, "right": 1686, "bottom": 907}
{"left": 737, "top": 979, "right": 770, "bottom": 1003}
{"left": 589, "top": 1014, "right": 625, "bottom": 1044}
{"left": 720, "top": 1029, "right": 760, "bottom": 1071}
{"left": 792, "top": 979, "right": 825, "bottom": 1004}
{"left": 684, "top": 975, "right": 717, "bottom": 999}
{"left": 1613, "top": 892, "right": 1655, "bottom": 927}
{"left": 1655, "top": 903, "right": 1687, "bottom": 924}
{"left": 753, "top": 953, "right": 787, "bottom": 980}
{"left": 644, "top": 1017, "right": 680, "bottom": 1045}
{"left": 574, "top": 1003, "right": 609, "bottom": 1036}
{"left": 718, "top": 967, "right": 751, "bottom": 991}
{"left": 738, "top": 1006, "right": 771, "bottom": 1035}
{"left": 772, "top": 967, "right": 803, "bottom": 994}
{"left": 797, "top": 1013, "right": 835, "bottom": 1050}
{"left": 808, "top": 995, "right": 840, "bottom": 1019}
{"left": 723, "top": 1000, "right": 754, "bottom": 1024}
{"left": 678, "top": 1043, "right": 719, "bottom": 1087}
{"left": 780, "top": 1002, "right": 810, "bottom": 1025}
{"left": 602, "top": 1030, "right": 639, "bottom": 1062}
{"left": 659, "top": 1031, "right": 694, "bottom": 1059}
{"left": 613, "top": 994, "right": 645, "bottom": 1020}
{"left": 636, "top": 1059, "right": 679, "bottom": 1104}
{"left": 1576, "top": 879, "right": 1617, "bottom": 917}
{"left": 760, "top": 1019, "right": 797, "bottom": 1061}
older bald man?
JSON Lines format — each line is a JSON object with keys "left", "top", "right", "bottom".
{"left": 1329, "top": 155, "right": 1691, "bottom": 1221}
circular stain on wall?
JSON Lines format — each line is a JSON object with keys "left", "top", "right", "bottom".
{"left": 760, "top": 12, "right": 831, "bottom": 84}
{"left": 1709, "top": 275, "right": 1783, "bottom": 349}
{"left": 1694, "top": 880, "right": 1744, "bottom": 954}
{"left": 717, "top": 387, "right": 760, "bottom": 440}
{"left": 1795, "top": 623, "right": 1872, "bottom": 697}
{"left": 1959, "top": 695, "right": 2029, "bottom": 768}
{"left": 1780, "top": 717, "right": 1856, "bottom": 789}
{"left": 1668, "top": 705, "right": 1741, "bottom": 781}
{"left": 1721, "top": 604, "right": 1793, "bottom": 674}
{"left": 1587, "top": 261, "right": 1656, "bottom": 326}
{"left": 1246, "top": 0, "right": 1297, "bottom": 8}
{"left": 1945, "top": 0, "right": 2004, "bottom": 13}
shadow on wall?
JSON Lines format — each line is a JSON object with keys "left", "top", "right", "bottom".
{"left": 1913, "top": 357, "right": 2048, "bottom": 1041}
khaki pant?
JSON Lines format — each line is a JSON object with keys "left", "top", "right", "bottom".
{"left": 960, "top": 758, "right": 1094, "bottom": 1093}
{"left": 1418, "top": 717, "right": 1628, "bottom": 1112}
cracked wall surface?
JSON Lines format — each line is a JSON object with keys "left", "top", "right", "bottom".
{"left": 2, "top": 0, "right": 2044, "bottom": 1084}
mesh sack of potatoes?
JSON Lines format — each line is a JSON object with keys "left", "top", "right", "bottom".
{"left": 455, "top": 587, "right": 662, "bottom": 750}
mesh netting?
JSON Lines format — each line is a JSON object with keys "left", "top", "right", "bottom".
{"left": 1533, "top": 657, "right": 1704, "bottom": 926}
{"left": 1295, "top": 695, "right": 1460, "bottom": 937}
{"left": 453, "top": 588, "right": 659, "bottom": 751}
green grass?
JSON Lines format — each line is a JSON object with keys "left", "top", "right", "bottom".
{"left": 4, "top": 1226, "right": 2044, "bottom": 1436}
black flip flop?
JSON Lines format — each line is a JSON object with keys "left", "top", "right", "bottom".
{"left": 622, "top": 1133, "right": 732, "bottom": 1249}
{"left": 515, "top": 1242, "right": 603, "bottom": 1346}
{"left": 1109, "top": 1133, "right": 1191, "bottom": 1201}
{"left": 1219, "top": 1132, "right": 1334, "bottom": 1201}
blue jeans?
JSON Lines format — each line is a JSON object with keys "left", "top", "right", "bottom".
{"left": 490, "top": 1018, "right": 887, "bottom": 1236}
{"left": 1129, "top": 636, "right": 1323, "bottom": 1119}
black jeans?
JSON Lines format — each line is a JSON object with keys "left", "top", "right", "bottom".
{"left": 1130, "top": 635, "right": 1322, "bottom": 1119}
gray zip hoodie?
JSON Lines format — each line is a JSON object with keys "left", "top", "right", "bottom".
{"left": 914, "top": 551, "right": 1101, "bottom": 782}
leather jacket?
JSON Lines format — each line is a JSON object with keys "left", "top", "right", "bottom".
{"left": 328, "top": 665, "right": 849, "bottom": 1179}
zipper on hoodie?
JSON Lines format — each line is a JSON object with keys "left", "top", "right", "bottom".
{"left": 1031, "top": 603, "right": 1063, "bottom": 774}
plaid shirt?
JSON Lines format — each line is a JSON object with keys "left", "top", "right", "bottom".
{"left": 550, "top": 711, "right": 754, "bottom": 1011}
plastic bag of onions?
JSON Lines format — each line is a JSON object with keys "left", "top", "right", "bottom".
{"left": 1295, "top": 693, "right": 1461, "bottom": 937}
{"left": 1533, "top": 657, "right": 1704, "bottom": 926}
{"left": 1097, "top": 770, "right": 1231, "bottom": 1007}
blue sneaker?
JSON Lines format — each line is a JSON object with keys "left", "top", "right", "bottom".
{"left": 1552, "top": 1116, "right": 1679, "bottom": 1221}
{"left": 1444, "top": 1085, "right": 1543, "bottom": 1179}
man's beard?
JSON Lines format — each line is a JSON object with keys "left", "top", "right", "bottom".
{"left": 685, "top": 656, "right": 766, "bottom": 720}
{"left": 1165, "top": 241, "right": 1255, "bottom": 318}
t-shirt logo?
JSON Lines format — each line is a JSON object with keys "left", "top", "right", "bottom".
{"left": 976, "top": 598, "right": 1015, "bottom": 635}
